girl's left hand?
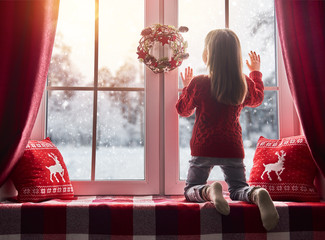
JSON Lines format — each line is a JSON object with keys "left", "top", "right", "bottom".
{"left": 180, "top": 66, "right": 193, "bottom": 87}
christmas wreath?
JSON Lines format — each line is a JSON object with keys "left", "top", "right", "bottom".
{"left": 137, "top": 24, "right": 189, "bottom": 73}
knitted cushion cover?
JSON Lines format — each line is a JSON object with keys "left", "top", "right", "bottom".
{"left": 248, "top": 136, "right": 320, "bottom": 201}
{"left": 11, "top": 137, "right": 74, "bottom": 202}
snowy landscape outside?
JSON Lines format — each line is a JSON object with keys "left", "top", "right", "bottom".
{"left": 47, "top": 0, "right": 277, "bottom": 181}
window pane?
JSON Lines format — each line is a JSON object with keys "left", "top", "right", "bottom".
{"left": 179, "top": 114, "right": 195, "bottom": 180}
{"left": 47, "top": 91, "right": 93, "bottom": 180}
{"left": 178, "top": 0, "right": 225, "bottom": 78}
{"left": 178, "top": 0, "right": 225, "bottom": 180}
{"left": 230, "top": 0, "right": 276, "bottom": 87}
{"left": 48, "top": 0, "right": 94, "bottom": 87}
{"left": 178, "top": 0, "right": 278, "bottom": 182}
{"left": 98, "top": 0, "right": 144, "bottom": 87}
{"left": 95, "top": 91, "right": 145, "bottom": 180}
{"left": 179, "top": 91, "right": 278, "bottom": 180}
{"left": 241, "top": 91, "right": 278, "bottom": 178}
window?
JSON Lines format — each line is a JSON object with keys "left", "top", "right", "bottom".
{"left": 178, "top": 0, "right": 278, "bottom": 181}
{"left": 164, "top": 0, "right": 299, "bottom": 194}
{"left": 46, "top": 0, "right": 160, "bottom": 195}
{"left": 32, "top": 0, "right": 299, "bottom": 195}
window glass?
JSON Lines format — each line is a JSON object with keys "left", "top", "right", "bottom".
{"left": 48, "top": 0, "right": 94, "bottom": 87}
{"left": 47, "top": 91, "right": 93, "bottom": 180}
{"left": 96, "top": 0, "right": 145, "bottom": 180}
{"left": 241, "top": 91, "right": 278, "bottom": 179}
{"left": 230, "top": 0, "right": 276, "bottom": 87}
{"left": 98, "top": 0, "right": 144, "bottom": 88}
{"left": 231, "top": 0, "right": 278, "bottom": 178}
{"left": 96, "top": 91, "right": 145, "bottom": 180}
{"left": 178, "top": 0, "right": 225, "bottom": 77}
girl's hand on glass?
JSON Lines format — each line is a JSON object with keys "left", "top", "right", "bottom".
{"left": 246, "top": 51, "right": 261, "bottom": 72}
{"left": 180, "top": 66, "right": 193, "bottom": 87}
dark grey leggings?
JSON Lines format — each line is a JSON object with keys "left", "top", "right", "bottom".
{"left": 184, "top": 156, "right": 255, "bottom": 203}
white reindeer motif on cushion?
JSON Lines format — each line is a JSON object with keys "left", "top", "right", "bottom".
{"left": 261, "top": 150, "right": 286, "bottom": 181}
{"left": 46, "top": 153, "right": 65, "bottom": 183}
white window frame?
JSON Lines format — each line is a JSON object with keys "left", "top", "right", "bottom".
{"left": 32, "top": 0, "right": 300, "bottom": 195}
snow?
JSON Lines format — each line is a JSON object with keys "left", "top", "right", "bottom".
{"left": 58, "top": 144, "right": 254, "bottom": 181}
{"left": 57, "top": 145, "right": 144, "bottom": 180}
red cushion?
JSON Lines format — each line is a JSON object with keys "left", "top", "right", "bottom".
{"left": 248, "top": 136, "right": 320, "bottom": 202}
{"left": 11, "top": 138, "right": 74, "bottom": 202}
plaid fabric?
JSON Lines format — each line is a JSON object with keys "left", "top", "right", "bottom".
{"left": 0, "top": 195, "right": 324, "bottom": 240}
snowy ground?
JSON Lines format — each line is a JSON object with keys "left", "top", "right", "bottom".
{"left": 57, "top": 145, "right": 255, "bottom": 181}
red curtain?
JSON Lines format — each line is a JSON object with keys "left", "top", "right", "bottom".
{"left": 275, "top": 0, "right": 325, "bottom": 176}
{"left": 0, "top": 0, "right": 60, "bottom": 185}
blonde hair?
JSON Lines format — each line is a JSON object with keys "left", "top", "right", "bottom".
{"left": 205, "top": 29, "right": 247, "bottom": 105}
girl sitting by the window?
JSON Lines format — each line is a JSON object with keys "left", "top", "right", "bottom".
{"left": 176, "top": 29, "right": 279, "bottom": 231}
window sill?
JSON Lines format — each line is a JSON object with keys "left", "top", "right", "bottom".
{"left": 1, "top": 195, "right": 325, "bottom": 237}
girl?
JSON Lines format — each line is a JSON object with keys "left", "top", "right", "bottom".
{"left": 176, "top": 29, "right": 279, "bottom": 231}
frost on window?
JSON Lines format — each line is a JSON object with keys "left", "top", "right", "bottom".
{"left": 47, "top": 91, "right": 93, "bottom": 180}
{"left": 178, "top": 0, "right": 277, "bottom": 181}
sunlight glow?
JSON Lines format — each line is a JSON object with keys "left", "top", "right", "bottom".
{"left": 55, "top": 0, "right": 144, "bottom": 82}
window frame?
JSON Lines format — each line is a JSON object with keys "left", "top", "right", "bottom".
{"left": 32, "top": 0, "right": 300, "bottom": 195}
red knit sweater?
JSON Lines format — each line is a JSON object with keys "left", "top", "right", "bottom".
{"left": 176, "top": 71, "right": 264, "bottom": 158}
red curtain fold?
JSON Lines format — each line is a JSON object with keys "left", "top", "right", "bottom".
{"left": 275, "top": 0, "right": 325, "bottom": 176}
{"left": 0, "top": 0, "right": 60, "bottom": 186}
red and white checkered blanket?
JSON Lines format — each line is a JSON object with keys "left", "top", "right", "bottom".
{"left": 1, "top": 195, "right": 324, "bottom": 239}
